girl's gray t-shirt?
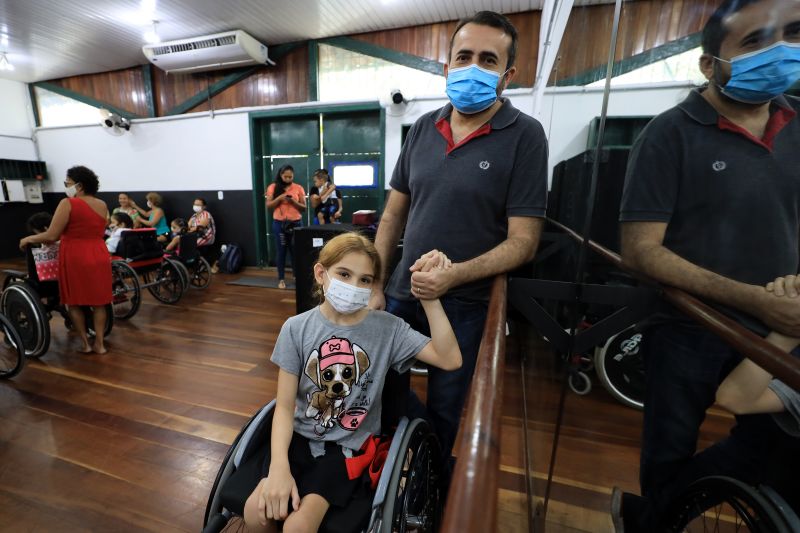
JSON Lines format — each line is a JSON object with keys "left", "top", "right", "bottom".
{"left": 271, "top": 307, "right": 430, "bottom": 451}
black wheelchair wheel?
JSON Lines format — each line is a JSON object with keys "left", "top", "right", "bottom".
{"left": 171, "top": 259, "right": 190, "bottom": 292}
{"left": 664, "top": 476, "right": 790, "bottom": 533}
{"left": 758, "top": 485, "right": 800, "bottom": 532}
{"left": 382, "top": 419, "right": 442, "bottom": 533}
{"left": 0, "top": 313, "right": 25, "bottom": 378}
{"left": 0, "top": 282, "right": 50, "bottom": 358}
{"left": 190, "top": 256, "right": 212, "bottom": 290}
{"left": 85, "top": 304, "right": 114, "bottom": 338}
{"left": 145, "top": 260, "right": 184, "bottom": 304}
{"left": 594, "top": 326, "right": 645, "bottom": 410}
{"left": 111, "top": 261, "right": 141, "bottom": 319}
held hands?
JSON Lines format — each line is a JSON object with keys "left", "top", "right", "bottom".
{"left": 760, "top": 274, "right": 800, "bottom": 337}
{"left": 256, "top": 465, "right": 300, "bottom": 524}
{"left": 410, "top": 249, "right": 455, "bottom": 300}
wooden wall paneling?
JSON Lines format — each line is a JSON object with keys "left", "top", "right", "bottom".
{"left": 191, "top": 46, "right": 310, "bottom": 113}
{"left": 350, "top": 11, "right": 541, "bottom": 87}
{"left": 47, "top": 66, "right": 151, "bottom": 117}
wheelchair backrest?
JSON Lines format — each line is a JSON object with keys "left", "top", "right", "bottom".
{"left": 117, "top": 228, "right": 162, "bottom": 260}
{"left": 177, "top": 233, "right": 199, "bottom": 261}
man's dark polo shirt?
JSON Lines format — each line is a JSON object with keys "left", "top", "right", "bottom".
{"left": 386, "top": 98, "right": 548, "bottom": 302}
{"left": 620, "top": 89, "right": 800, "bottom": 333}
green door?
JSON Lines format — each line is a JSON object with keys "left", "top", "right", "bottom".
{"left": 251, "top": 105, "right": 384, "bottom": 267}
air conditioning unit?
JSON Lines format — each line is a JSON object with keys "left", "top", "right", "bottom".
{"left": 142, "top": 30, "right": 275, "bottom": 74}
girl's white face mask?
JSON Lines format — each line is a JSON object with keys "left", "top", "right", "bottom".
{"left": 324, "top": 271, "right": 371, "bottom": 314}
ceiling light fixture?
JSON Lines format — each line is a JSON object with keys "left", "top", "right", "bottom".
{"left": 143, "top": 20, "right": 160, "bottom": 44}
{"left": 0, "top": 53, "right": 14, "bottom": 71}
{"left": 0, "top": 34, "right": 8, "bottom": 47}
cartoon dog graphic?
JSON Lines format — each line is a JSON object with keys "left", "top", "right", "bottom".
{"left": 305, "top": 336, "right": 370, "bottom": 433}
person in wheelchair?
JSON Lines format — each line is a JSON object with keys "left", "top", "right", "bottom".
{"left": 163, "top": 218, "right": 188, "bottom": 254}
{"left": 244, "top": 233, "right": 461, "bottom": 533}
{"left": 105, "top": 212, "right": 133, "bottom": 254}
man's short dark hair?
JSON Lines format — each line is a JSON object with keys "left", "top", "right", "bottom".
{"left": 67, "top": 165, "right": 100, "bottom": 195}
{"left": 449, "top": 11, "right": 518, "bottom": 70}
{"left": 702, "top": 0, "right": 764, "bottom": 57}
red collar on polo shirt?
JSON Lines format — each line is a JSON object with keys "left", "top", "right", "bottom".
{"left": 717, "top": 105, "right": 797, "bottom": 152}
{"left": 435, "top": 118, "right": 492, "bottom": 155}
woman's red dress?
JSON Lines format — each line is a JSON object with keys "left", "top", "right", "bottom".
{"left": 58, "top": 198, "right": 113, "bottom": 306}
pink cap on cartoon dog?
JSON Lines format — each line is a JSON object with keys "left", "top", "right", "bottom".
{"left": 319, "top": 337, "right": 355, "bottom": 370}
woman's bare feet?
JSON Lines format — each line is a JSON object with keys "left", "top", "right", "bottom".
{"left": 78, "top": 342, "right": 92, "bottom": 354}
{"left": 278, "top": 280, "right": 286, "bottom": 289}
{"left": 92, "top": 341, "right": 107, "bottom": 355}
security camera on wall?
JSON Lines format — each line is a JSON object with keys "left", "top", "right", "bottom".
{"left": 99, "top": 109, "right": 131, "bottom": 136}
{"left": 382, "top": 88, "right": 414, "bottom": 116}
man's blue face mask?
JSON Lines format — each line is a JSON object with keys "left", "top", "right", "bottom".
{"left": 715, "top": 41, "right": 800, "bottom": 104}
{"left": 445, "top": 64, "right": 508, "bottom": 114}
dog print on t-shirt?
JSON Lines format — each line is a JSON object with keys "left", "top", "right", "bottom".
{"left": 304, "top": 336, "right": 372, "bottom": 436}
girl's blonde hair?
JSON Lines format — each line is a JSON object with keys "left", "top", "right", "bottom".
{"left": 313, "top": 232, "right": 381, "bottom": 301}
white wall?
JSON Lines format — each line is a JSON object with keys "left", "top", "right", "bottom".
{"left": 36, "top": 112, "right": 252, "bottom": 193}
{"left": 33, "top": 82, "right": 696, "bottom": 195}
{"left": 384, "top": 82, "right": 695, "bottom": 186}
{"left": 0, "top": 78, "right": 37, "bottom": 160}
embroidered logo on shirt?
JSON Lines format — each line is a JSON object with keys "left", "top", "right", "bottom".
{"left": 479, "top": 160, "right": 490, "bottom": 170}
{"left": 712, "top": 160, "right": 727, "bottom": 172}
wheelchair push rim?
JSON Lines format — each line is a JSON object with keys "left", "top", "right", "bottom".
{"left": 594, "top": 326, "right": 645, "bottom": 410}
{"left": 0, "top": 313, "right": 25, "bottom": 378}
{"left": 0, "top": 282, "right": 50, "bottom": 358}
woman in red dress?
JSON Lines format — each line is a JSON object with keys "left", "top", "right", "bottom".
{"left": 20, "top": 166, "right": 113, "bottom": 354}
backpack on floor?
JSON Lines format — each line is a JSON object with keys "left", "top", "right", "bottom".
{"left": 218, "top": 243, "right": 243, "bottom": 274}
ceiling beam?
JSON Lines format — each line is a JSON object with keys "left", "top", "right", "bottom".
{"left": 557, "top": 32, "right": 702, "bottom": 86}
{"left": 31, "top": 81, "right": 140, "bottom": 120}
{"left": 320, "top": 35, "right": 445, "bottom": 76}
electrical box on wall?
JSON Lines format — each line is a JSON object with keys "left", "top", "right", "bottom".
{"left": 25, "top": 182, "right": 44, "bottom": 204}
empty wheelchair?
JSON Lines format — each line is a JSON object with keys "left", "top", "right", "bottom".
{"left": 1, "top": 246, "right": 113, "bottom": 358}
{"left": 110, "top": 228, "right": 186, "bottom": 319}
{"left": 203, "top": 372, "right": 443, "bottom": 533}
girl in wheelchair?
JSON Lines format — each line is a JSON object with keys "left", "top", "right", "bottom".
{"left": 163, "top": 218, "right": 188, "bottom": 254}
{"left": 244, "top": 233, "right": 461, "bottom": 533}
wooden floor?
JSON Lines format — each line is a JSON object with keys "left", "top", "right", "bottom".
{"left": 0, "top": 261, "right": 735, "bottom": 532}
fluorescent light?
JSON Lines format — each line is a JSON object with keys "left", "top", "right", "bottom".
{"left": 143, "top": 20, "right": 160, "bottom": 44}
{"left": 0, "top": 34, "right": 8, "bottom": 47}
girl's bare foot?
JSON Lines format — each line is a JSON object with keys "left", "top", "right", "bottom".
{"left": 278, "top": 280, "right": 286, "bottom": 289}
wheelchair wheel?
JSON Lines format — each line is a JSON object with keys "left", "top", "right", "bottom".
{"left": 171, "top": 259, "right": 190, "bottom": 292}
{"left": 381, "top": 419, "right": 442, "bottom": 533}
{"left": 190, "top": 256, "right": 212, "bottom": 289}
{"left": 0, "top": 313, "right": 25, "bottom": 378}
{"left": 594, "top": 326, "right": 645, "bottom": 410}
{"left": 111, "top": 261, "right": 141, "bottom": 319}
{"left": 664, "top": 476, "right": 791, "bottom": 533}
{"left": 0, "top": 281, "right": 50, "bottom": 358}
{"left": 85, "top": 304, "right": 114, "bottom": 338}
{"left": 145, "top": 259, "right": 184, "bottom": 304}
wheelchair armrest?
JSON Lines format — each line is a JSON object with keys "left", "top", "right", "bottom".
{"left": 2, "top": 269, "right": 26, "bottom": 279}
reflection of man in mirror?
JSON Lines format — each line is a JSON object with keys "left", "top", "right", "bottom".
{"left": 615, "top": 0, "right": 800, "bottom": 530}
{"left": 369, "top": 11, "right": 548, "bottom": 470}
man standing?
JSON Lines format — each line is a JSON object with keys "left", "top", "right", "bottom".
{"left": 370, "top": 11, "right": 549, "bottom": 463}
{"left": 615, "top": 0, "right": 800, "bottom": 529}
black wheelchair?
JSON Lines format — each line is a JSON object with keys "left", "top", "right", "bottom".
{"left": 109, "top": 228, "right": 187, "bottom": 319}
{"left": 0, "top": 246, "right": 113, "bottom": 358}
{"left": 167, "top": 233, "right": 212, "bottom": 291}
{"left": 203, "top": 372, "right": 443, "bottom": 533}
